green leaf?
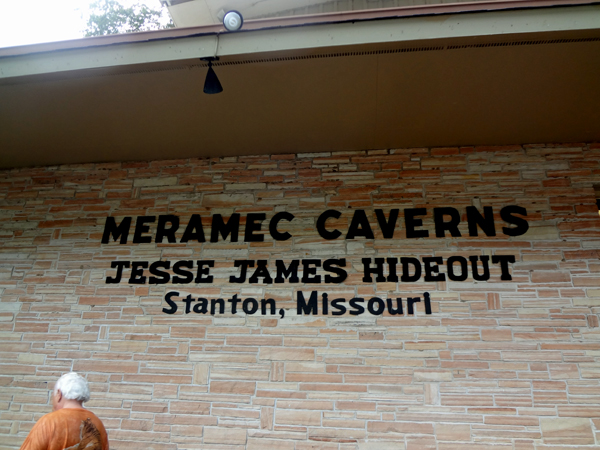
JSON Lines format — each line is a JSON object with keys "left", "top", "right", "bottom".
{"left": 84, "top": 0, "right": 173, "bottom": 37}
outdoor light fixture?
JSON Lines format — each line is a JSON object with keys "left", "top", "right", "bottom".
{"left": 223, "top": 10, "right": 243, "bottom": 32}
{"left": 202, "top": 57, "right": 223, "bottom": 94}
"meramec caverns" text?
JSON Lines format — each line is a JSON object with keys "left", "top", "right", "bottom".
{"left": 101, "top": 206, "right": 528, "bottom": 244}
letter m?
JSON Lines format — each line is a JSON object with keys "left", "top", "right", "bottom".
{"left": 297, "top": 291, "right": 318, "bottom": 315}
{"left": 101, "top": 217, "right": 132, "bottom": 244}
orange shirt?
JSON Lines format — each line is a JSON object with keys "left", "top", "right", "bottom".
{"left": 19, "top": 408, "right": 109, "bottom": 450}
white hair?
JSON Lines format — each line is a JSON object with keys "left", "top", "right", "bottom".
{"left": 54, "top": 372, "right": 90, "bottom": 403}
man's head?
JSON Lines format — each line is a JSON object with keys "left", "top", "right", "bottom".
{"left": 52, "top": 372, "right": 90, "bottom": 411}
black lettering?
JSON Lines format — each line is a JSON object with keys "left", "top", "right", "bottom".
{"left": 181, "top": 214, "right": 206, "bottom": 243}
{"left": 149, "top": 261, "right": 171, "bottom": 284}
{"left": 211, "top": 214, "right": 240, "bottom": 242}
{"left": 297, "top": 291, "right": 318, "bottom": 315}
{"left": 193, "top": 298, "right": 208, "bottom": 314}
{"left": 362, "top": 258, "right": 386, "bottom": 282}
{"left": 470, "top": 255, "right": 491, "bottom": 281}
{"left": 346, "top": 210, "right": 375, "bottom": 240}
{"left": 261, "top": 298, "right": 276, "bottom": 315}
{"left": 323, "top": 259, "right": 347, "bottom": 283}
{"left": 162, "top": 291, "right": 178, "bottom": 314}
{"left": 447, "top": 256, "right": 468, "bottom": 281}
{"left": 243, "top": 298, "right": 259, "bottom": 314}
{"left": 386, "top": 258, "right": 399, "bottom": 282}
{"left": 331, "top": 298, "right": 347, "bottom": 316}
{"left": 404, "top": 208, "right": 429, "bottom": 239}
{"left": 249, "top": 260, "right": 273, "bottom": 284}
{"left": 172, "top": 260, "right": 194, "bottom": 284}
{"left": 387, "top": 298, "right": 403, "bottom": 315}
{"left": 245, "top": 213, "right": 265, "bottom": 242}
{"left": 228, "top": 294, "right": 240, "bottom": 314}
{"left": 302, "top": 260, "right": 321, "bottom": 283}
{"left": 132, "top": 217, "right": 155, "bottom": 244}
{"left": 424, "top": 292, "right": 432, "bottom": 315}
{"left": 375, "top": 209, "right": 399, "bottom": 239}
{"left": 492, "top": 255, "right": 515, "bottom": 280}
{"left": 407, "top": 297, "right": 421, "bottom": 315}
{"left": 501, "top": 205, "right": 529, "bottom": 237}
{"left": 434, "top": 207, "right": 461, "bottom": 238}
{"left": 129, "top": 261, "right": 148, "bottom": 284}
{"left": 269, "top": 212, "right": 294, "bottom": 241}
{"left": 349, "top": 298, "right": 364, "bottom": 315}
{"left": 102, "top": 216, "right": 131, "bottom": 244}
{"left": 424, "top": 257, "right": 445, "bottom": 282}
{"left": 275, "top": 260, "right": 300, "bottom": 283}
{"left": 368, "top": 297, "right": 385, "bottom": 315}
{"left": 230, "top": 260, "right": 254, "bottom": 283}
{"left": 183, "top": 294, "right": 194, "bottom": 314}
{"left": 211, "top": 299, "right": 225, "bottom": 315}
{"left": 106, "top": 261, "right": 130, "bottom": 284}
{"left": 401, "top": 257, "right": 422, "bottom": 282}
{"left": 156, "top": 215, "right": 179, "bottom": 243}
{"left": 195, "top": 260, "right": 214, "bottom": 283}
{"left": 466, "top": 206, "right": 496, "bottom": 237}
{"left": 316, "top": 210, "right": 342, "bottom": 240}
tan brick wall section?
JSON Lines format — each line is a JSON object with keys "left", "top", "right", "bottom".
{"left": 1, "top": 143, "right": 600, "bottom": 449}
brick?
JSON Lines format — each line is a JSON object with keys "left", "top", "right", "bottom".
{"left": 203, "top": 193, "right": 253, "bottom": 207}
{"left": 132, "top": 177, "right": 177, "bottom": 187}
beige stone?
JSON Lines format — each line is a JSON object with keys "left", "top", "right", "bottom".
{"left": 247, "top": 438, "right": 294, "bottom": 450}
{"left": 540, "top": 418, "right": 594, "bottom": 445}
{"left": 436, "top": 423, "right": 470, "bottom": 441}
{"left": 359, "top": 442, "right": 405, "bottom": 450}
{"left": 203, "top": 427, "right": 247, "bottom": 445}
{"left": 276, "top": 409, "right": 321, "bottom": 426}
{"left": 193, "top": 363, "right": 209, "bottom": 385}
{"left": 3, "top": 144, "right": 600, "bottom": 450}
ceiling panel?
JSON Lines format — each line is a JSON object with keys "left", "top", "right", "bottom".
{"left": 0, "top": 36, "right": 599, "bottom": 169}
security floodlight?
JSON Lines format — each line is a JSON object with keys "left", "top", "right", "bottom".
{"left": 223, "top": 11, "right": 243, "bottom": 32}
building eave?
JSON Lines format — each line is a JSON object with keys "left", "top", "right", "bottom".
{"left": 1, "top": 0, "right": 599, "bottom": 80}
{"left": 0, "top": 2, "right": 599, "bottom": 169}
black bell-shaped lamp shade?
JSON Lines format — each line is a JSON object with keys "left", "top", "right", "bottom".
{"left": 204, "top": 60, "right": 223, "bottom": 94}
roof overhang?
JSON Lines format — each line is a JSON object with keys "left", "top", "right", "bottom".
{"left": 0, "top": 1, "right": 599, "bottom": 169}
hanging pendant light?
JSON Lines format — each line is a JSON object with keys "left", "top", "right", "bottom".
{"left": 202, "top": 58, "right": 223, "bottom": 94}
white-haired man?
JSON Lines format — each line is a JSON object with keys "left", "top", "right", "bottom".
{"left": 19, "top": 372, "right": 109, "bottom": 450}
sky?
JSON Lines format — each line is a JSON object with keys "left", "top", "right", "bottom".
{"left": 0, "top": 0, "right": 166, "bottom": 48}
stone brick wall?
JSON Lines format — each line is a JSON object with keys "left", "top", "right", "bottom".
{"left": 1, "top": 143, "right": 600, "bottom": 450}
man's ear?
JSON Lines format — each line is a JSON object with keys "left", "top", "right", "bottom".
{"left": 56, "top": 390, "right": 63, "bottom": 402}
